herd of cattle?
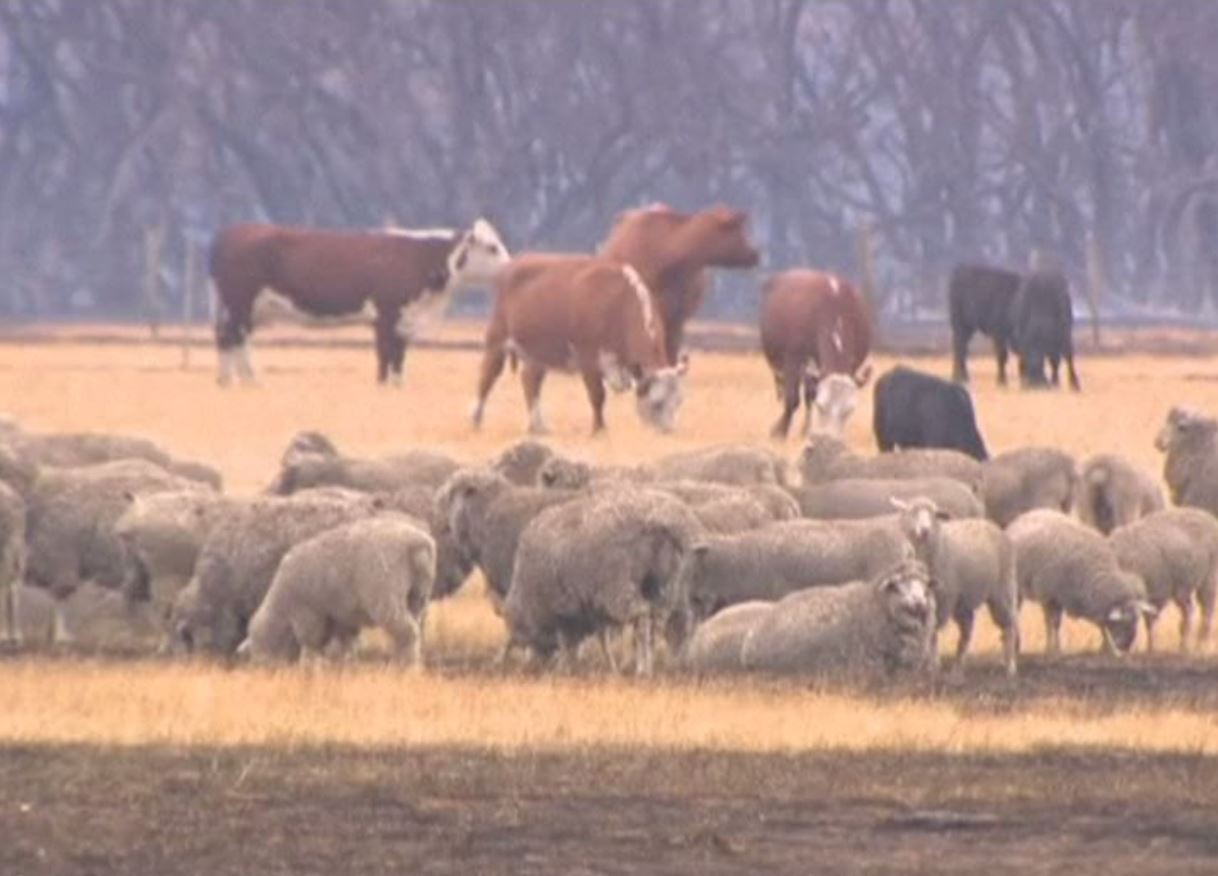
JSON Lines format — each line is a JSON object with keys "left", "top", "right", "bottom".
{"left": 3, "top": 401, "right": 1218, "bottom": 679}
{"left": 208, "top": 203, "right": 1080, "bottom": 440}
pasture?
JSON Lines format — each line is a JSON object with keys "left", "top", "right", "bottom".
{"left": 4, "top": 329, "right": 1218, "bottom": 873}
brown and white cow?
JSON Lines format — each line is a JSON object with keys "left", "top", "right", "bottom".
{"left": 209, "top": 219, "right": 509, "bottom": 386}
{"left": 471, "top": 254, "right": 687, "bottom": 435}
{"left": 598, "top": 204, "right": 760, "bottom": 364}
{"left": 759, "top": 270, "right": 872, "bottom": 440}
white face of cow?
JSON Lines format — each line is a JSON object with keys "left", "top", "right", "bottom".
{"left": 447, "top": 218, "right": 510, "bottom": 289}
{"left": 635, "top": 359, "right": 688, "bottom": 433}
{"left": 810, "top": 373, "right": 861, "bottom": 438}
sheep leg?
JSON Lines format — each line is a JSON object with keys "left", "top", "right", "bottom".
{"left": 1176, "top": 596, "right": 1193, "bottom": 654}
{"left": 1197, "top": 580, "right": 1216, "bottom": 650}
{"left": 51, "top": 597, "right": 75, "bottom": 645}
{"left": 986, "top": 597, "right": 1020, "bottom": 676}
{"left": 597, "top": 630, "right": 619, "bottom": 673}
{"left": 1, "top": 579, "right": 15, "bottom": 645}
{"left": 1041, "top": 602, "right": 1063, "bottom": 656}
{"left": 384, "top": 614, "right": 423, "bottom": 667}
{"left": 633, "top": 615, "right": 654, "bottom": 676}
{"left": 953, "top": 608, "right": 975, "bottom": 667}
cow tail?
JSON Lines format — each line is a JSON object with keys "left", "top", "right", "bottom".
{"left": 508, "top": 348, "right": 518, "bottom": 373}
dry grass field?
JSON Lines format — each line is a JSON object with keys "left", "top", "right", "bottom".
{"left": 4, "top": 328, "right": 1218, "bottom": 873}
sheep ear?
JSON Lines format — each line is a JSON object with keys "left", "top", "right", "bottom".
{"left": 1136, "top": 600, "right": 1159, "bottom": 618}
{"left": 890, "top": 497, "right": 910, "bottom": 511}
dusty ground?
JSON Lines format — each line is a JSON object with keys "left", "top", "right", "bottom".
{"left": 4, "top": 330, "right": 1218, "bottom": 872}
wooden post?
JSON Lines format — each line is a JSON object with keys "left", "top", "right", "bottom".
{"left": 856, "top": 223, "right": 878, "bottom": 335}
{"left": 180, "top": 237, "right": 197, "bottom": 370}
{"left": 1084, "top": 234, "right": 1104, "bottom": 346}
{"left": 142, "top": 223, "right": 165, "bottom": 338}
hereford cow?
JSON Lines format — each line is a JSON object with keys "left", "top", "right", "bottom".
{"left": 470, "top": 254, "right": 687, "bottom": 435}
{"left": 873, "top": 365, "right": 989, "bottom": 461}
{"left": 1011, "top": 269, "right": 1080, "bottom": 390}
{"left": 598, "top": 203, "right": 760, "bottom": 364}
{"left": 209, "top": 219, "right": 509, "bottom": 386}
{"left": 759, "top": 270, "right": 872, "bottom": 440}
{"left": 948, "top": 263, "right": 1022, "bottom": 386}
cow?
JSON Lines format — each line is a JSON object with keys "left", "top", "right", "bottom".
{"left": 598, "top": 203, "right": 760, "bottom": 365}
{"left": 759, "top": 270, "right": 872, "bottom": 440}
{"left": 209, "top": 219, "right": 509, "bottom": 386}
{"left": 470, "top": 254, "right": 687, "bottom": 435}
{"left": 948, "top": 263, "right": 1022, "bottom": 386}
{"left": 1011, "top": 269, "right": 1081, "bottom": 391}
{"left": 873, "top": 365, "right": 989, "bottom": 461}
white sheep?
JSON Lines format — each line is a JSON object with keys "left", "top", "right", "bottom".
{"left": 981, "top": 446, "right": 1077, "bottom": 527}
{"left": 1075, "top": 453, "right": 1165, "bottom": 535}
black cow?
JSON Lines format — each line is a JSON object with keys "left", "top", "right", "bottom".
{"left": 1011, "top": 270, "right": 1080, "bottom": 391}
{"left": 948, "top": 263, "right": 1022, "bottom": 385}
{"left": 873, "top": 365, "right": 989, "bottom": 461}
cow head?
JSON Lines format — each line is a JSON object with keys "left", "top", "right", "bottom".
{"left": 685, "top": 206, "right": 761, "bottom": 270}
{"left": 635, "top": 356, "right": 688, "bottom": 433}
{"left": 807, "top": 372, "right": 862, "bottom": 438}
{"left": 447, "top": 218, "right": 511, "bottom": 288}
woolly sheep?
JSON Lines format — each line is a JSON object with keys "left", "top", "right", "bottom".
{"left": 735, "top": 559, "right": 938, "bottom": 676}
{"left": 1008, "top": 509, "right": 1153, "bottom": 655}
{"left": 489, "top": 439, "right": 556, "bottom": 485}
{"left": 1155, "top": 406, "right": 1218, "bottom": 512}
{"left": 267, "top": 447, "right": 460, "bottom": 495}
{"left": 654, "top": 444, "right": 789, "bottom": 487}
{"left": 799, "top": 435, "right": 982, "bottom": 491}
{"left": 536, "top": 457, "right": 656, "bottom": 490}
{"left": 790, "top": 476, "right": 983, "bottom": 521}
{"left": 434, "top": 469, "right": 578, "bottom": 606}
{"left": 373, "top": 485, "right": 472, "bottom": 599}
{"left": 680, "top": 601, "right": 772, "bottom": 673}
{"left": 1075, "top": 453, "right": 1164, "bottom": 535}
{"left": 1109, "top": 508, "right": 1218, "bottom": 652}
{"left": 168, "top": 491, "right": 391, "bottom": 655}
{"left": 6, "top": 430, "right": 220, "bottom": 488}
{"left": 894, "top": 497, "right": 1019, "bottom": 675}
{"left": 0, "top": 481, "right": 24, "bottom": 643}
{"left": 981, "top": 446, "right": 1077, "bottom": 527}
{"left": 503, "top": 489, "right": 708, "bottom": 674}
{"left": 239, "top": 515, "right": 435, "bottom": 664}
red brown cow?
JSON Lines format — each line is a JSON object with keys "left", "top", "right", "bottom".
{"left": 471, "top": 253, "right": 687, "bottom": 435}
{"left": 760, "top": 270, "right": 872, "bottom": 440}
{"left": 209, "top": 219, "right": 509, "bottom": 386}
{"left": 598, "top": 204, "right": 760, "bottom": 364}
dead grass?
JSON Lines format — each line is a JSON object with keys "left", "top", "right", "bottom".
{"left": 3, "top": 333, "right": 1218, "bottom": 752}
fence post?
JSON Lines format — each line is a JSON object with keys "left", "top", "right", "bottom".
{"left": 142, "top": 223, "right": 165, "bottom": 338}
{"left": 1084, "top": 234, "right": 1105, "bottom": 346}
{"left": 856, "top": 222, "right": 879, "bottom": 342}
{"left": 180, "top": 237, "right": 197, "bottom": 370}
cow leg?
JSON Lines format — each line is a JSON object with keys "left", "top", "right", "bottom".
{"left": 578, "top": 359, "right": 608, "bottom": 434}
{"left": 233, "top": 341, "right": 257, "bottom": 385}
{"left": 1049, "top": 353, "right": 1062, "bottom": 387}
{"left": 769, "top": 359, "right": 802, "bottom": 440}
{"left": 951, "top": 328, "right": 973, "bottom": 383}
{"left": 994, "top": 338, "right": 1009, "bottom": 387}
{"left": 373, "top": 315, "right": 396, "bottom": 385}
{"left": 1063, "top": 342, "right": 1081, "bottom": 392}
{"left": 389, "top": 336, "right": 408, "bottom": 388}
{"left": 521, "top": 360, "right": 549, "bottom": 435}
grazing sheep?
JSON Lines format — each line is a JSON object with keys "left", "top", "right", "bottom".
{"left": 1075, "top": 453, "right": 1165, "bottom": 535}
{"left": 0, "top": 482, "right": 25, "bottom": 643}
{"left": 687, "top": 494, "right": 774, "bottom": 534}
{"left": 981, "top": 446, "right": 1077, "bottom": 527}
{"left": 489, "top": 439, "right": 556, "bottom": 485}
{"left": 799, "top": 435, "right": 983, "bottom": 492}
{"left": 6, "top": 430, "right": 219, "bottom": 488}
{"left": 24, "top": 460, "right": 211, "bottom": 642}
{"left": 114, "top": 490, "right": 240, "bottom": 629}
{"left": 1008, "top": 509, "right": 1153, "bottom": 655}
{"left": 654, "top": 444, "right": 788, "bottom": 487}
{"left": 168, "top": 491, "right": 389, "bottom": 655}
{"left": 735, "top": 560, "right": 938, "bottom": 676}
{"left": 503, "top": 489, "right": 707, "bottom": 674}
{"left": 267, "top": 447, "right": 460, "bottom": 495}
{"left": 374, "top": 485, "right": 473, "bottom": 599}
{"left": 684, "top": 517, "right": 913, "bottom": 621}
{"left": 536, "top": 456, "right": 656, "bottom": 490}
{"left": 790, "top": 476, "right": 983, "bottom": 521}
{"left": 1155, "top": 407, "right": 1218, "bottom": 512}
{"left": 279, "top": 430, "right": 340, "bottom": 466}
{"left": 680, "top": 601, "right": 772, "bottom": 673}
{"left": 434, "top": 469, "right": 578, "bottom": 605}
{"left": 1109, "top": 508, "right": 1218, "bottom": 652}
{"left": 239, "top": 515, "right": 435, "bottom": 664}
{"left": 894, "top": 497, "right": 1019, "bottom": 675}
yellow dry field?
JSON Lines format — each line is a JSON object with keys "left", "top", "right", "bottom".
{"left": 2, "top": 328, "right": 1217, "bottom": 754}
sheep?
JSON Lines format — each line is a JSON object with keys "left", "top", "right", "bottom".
{"left": 1075, "top": 453, "right": 1165, "bottom": 534}
{"left": 536, "top": 456, "right": 656, "bottom": 490}
{"left": 433, "top": 469, "right": 579, "bottom": 606}
{"left": 374, "top": 485, "right": 473, "bottom": 599}
{"left": 798, "top": 435, "right": 983, "bottom": 491}
{"left": 0, "top": 439, "right": 39, "bottom": 496}
{"left": 488, "top": 439, "right": 556, "bottom": 485}
{"left": 279, "top": 430, "right": 340, "bottom": 466}
{"left": 239, "top": 515, "right": 435, "bottom": 665}
{"left": 113, "top": 490, "right": 241, "bottom": 634}
{"left": 1007, "top": 509, "right": 1154, "bottom": 655}
{"left": 266, "top": 447, "right": 461, "bottom": 495}
{"left": 0, "top": 481, "right": 25, "bottom": 643}
{"left": 981, "top": 446, "right": 1077, "bottom": 527}
{"left": 4, "top": 430, "right": 221, "bottom": 489}
{"left": 24, "top": 460, "right": 212, "bottom": 642}
{"left": 680, "top": 601, "right": 772, "bottom": 673}
{"left": 1155, "top": 406, "right": 1218, "bottom": 512}
{"left": 789, "top": 476, "right": 983, "bottom": 521}
{"left": 683, "top": 517, "right": 913, "bottom": 623}
{"left": 654, "top": 444, "right": 789, "bottom": 487}
{"left": 503, "top": 489, "right": 708, "bottom": 674}
{"left": 894, "top": 497, "right": 1019, "bottom": 675}
{"left": 167, "top": 491, "right": 391, "bottom": 655}
{"left": 735, "top": 559, "right": 938, "bottom": 676}
{"left": 1108, "top": 508, "right": 1218, "bottom": 652}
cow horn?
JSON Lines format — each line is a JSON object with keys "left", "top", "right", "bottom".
{"left": 854, "top": 362, "right": 873, "bottom": 387}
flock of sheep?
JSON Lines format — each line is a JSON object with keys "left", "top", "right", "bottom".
{"left": 3, "top": 403, "right": 1218, "bottom": 680}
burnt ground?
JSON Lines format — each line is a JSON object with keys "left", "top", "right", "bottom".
{"left": 2, "top": 745, "right": 1218, "bottom": 876}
